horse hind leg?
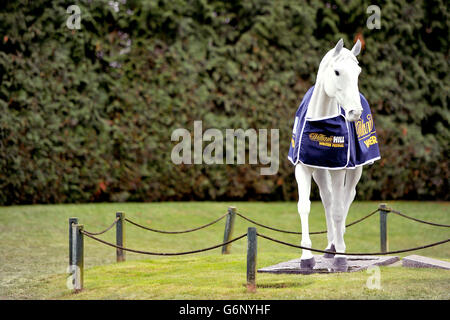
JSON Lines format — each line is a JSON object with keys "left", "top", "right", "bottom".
{"left": 295, "top": 164, "right": 315, "bottom": 269}
{"left": 341, "top": 167, "right": 363, "bottom": 235}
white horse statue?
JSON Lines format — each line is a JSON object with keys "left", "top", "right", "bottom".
{"left": 288, "top": 39, "right": 380, "bottom": 271}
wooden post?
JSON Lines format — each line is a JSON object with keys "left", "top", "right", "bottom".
{"left": 246, "top": 227, "right": 257, "bottom": 293}
{"left": 69, "top": 217, "right": 78, "bottom": 267}
{"left": 72, "top": 223, "right": 84, "bottom": 293}
{"left": 221, "top": 206, "right": 236, "bottom": 254}
{"left": 116, "top": 212, "right": 125, "bottom": 262}
{"left": 379, "top": 203, "right": 388, "bottom": 253}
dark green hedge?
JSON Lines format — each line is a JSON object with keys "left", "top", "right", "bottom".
{"left": 0, "top": 0, "right": 448, "bottom": 204}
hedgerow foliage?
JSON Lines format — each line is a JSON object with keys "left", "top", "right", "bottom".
{"left": 0, "top": 0, "right": 448, "bottom": 204}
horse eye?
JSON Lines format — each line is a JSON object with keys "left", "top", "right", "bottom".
{"left": 334, "top": 70, "right": 340, "bottom": 76}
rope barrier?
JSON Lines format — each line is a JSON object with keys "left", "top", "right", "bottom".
{"left": 385, "top": 207, "right": 450, "bottom": 228}
{"left": 77, "top": 206, "right": 449, "bottom": 258}
{"left": 256, "top": 232, "right": 450, "bottom": 256}
{"left": 69, "top": 205, "right": 450, "bottom": 293}
{"left": 83, "top": 218, "right": 119, "bottom": 236}
{"left": 124, "top": 212, "right": 228, "bottom": 234}
{"left": 81, "top": 230, "right": 247, "bottom": 256}
{"left": 235, "top": 208, "right": 379, "bottom": 235}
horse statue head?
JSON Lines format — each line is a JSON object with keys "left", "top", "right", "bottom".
{"left": 316, "top": 38, "right": 363, "bottom": 122}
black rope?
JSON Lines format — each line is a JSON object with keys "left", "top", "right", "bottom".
{"left": 344, "top": 209, "right": 379, "bottom": 228}
{"left": 81, "top": 230, "right": 247, "bottom": 256}
{"left": 124, "top": 212, "right": 228, "bottom": 234}
{"left": 83, "top": 218, "right": 119, "bottom": 236}
{"left": 236, "top": 208, "right": 379, "bottom": 235}
{"left": 384, "top": 207, "right": 450, "bottom": 228}
{"left": 256, "top": 232, "right": 450, "bottom": 256}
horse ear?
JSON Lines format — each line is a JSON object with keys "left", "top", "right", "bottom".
{"left": 351, "top": 39, "right": 361, "bottom": 56}
{"left": 333, "top": 38, "right": 344, "bottom": 56}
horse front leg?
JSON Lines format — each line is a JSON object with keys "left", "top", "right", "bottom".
{"left": 312, "top": 169, "right": 335, "bottom": 257}
{"left": 295, "top": 164, "right": 315, "bottom": 269}
{"left": 329, "top": 169, "right": 348, "bottom": 271}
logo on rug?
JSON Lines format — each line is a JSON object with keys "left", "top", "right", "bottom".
{"left": 355, "top": 114, "right": 378, "bottom": 148}
{"left": 355, "top": 114, "right": 374, "bottom": 139}
{"left": 308, "top": 133, "right": 345, "bottom": 148}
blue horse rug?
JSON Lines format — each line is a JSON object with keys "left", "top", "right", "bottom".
{"left": 288, "top": 86, "right": 380, "bottom": 169}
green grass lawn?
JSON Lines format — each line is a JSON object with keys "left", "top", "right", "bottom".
{"left": 0, "top": 201, "right": 449, "bottom": 299}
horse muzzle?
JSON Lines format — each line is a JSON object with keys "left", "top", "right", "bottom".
{"left": 346, "top": 109, "right": 362, "bottom": 122}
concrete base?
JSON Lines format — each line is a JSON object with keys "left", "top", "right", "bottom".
{"left": 402, "top": 255, "right": 450, "bottom": 270}
{"left": 258, "top": 255, "right": 400, "bottom": 275}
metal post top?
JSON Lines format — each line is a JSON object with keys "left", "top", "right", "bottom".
{"left": 116, "top": 211, "right": 125, "bottom": 218}
{"left": 69, "top": 217, "right": 79, "bottom": 226}
{"left": 379, "top": 203, "right": 388, "bottom": 209}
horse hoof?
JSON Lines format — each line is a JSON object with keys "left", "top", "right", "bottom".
{"left": 300, "top": 257, "right": 316, "bottom": 269}
{"left": 323, "top": 244, "right": 336, "bottom": 259}
{"left": 332, "top": 257, "right": 348, "bottom": 272}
